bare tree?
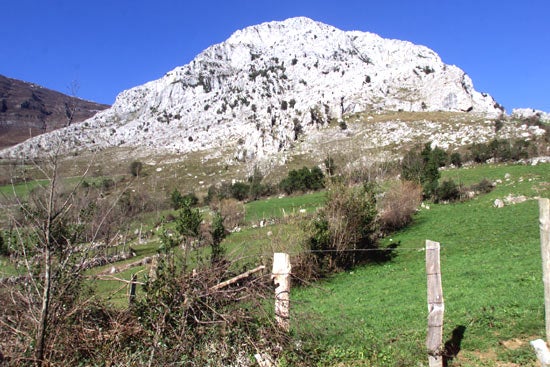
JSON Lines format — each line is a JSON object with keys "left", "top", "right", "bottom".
{"left": 0, "top": 143, "right": 94, "bottom": 364}
{"left": 0, "top": 138, "right": 136, "bottom": 365}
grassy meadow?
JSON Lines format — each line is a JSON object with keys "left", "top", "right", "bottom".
{"left": 1, "top": 160, "right": 548, "bottom": 366}
{"left": 290, "top": 162, "right": 549, "bottom": 366}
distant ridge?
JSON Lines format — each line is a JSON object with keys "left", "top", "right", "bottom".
{"left": 0, "top": 74, "right": 109, "bottom": 149}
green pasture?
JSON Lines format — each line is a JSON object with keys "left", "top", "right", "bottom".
{"left": 244, "top": 191, "right": 325, "bottom": 223}
{"left": 291, "top": 162, "right": 549, "bottom": 366}
{"left": 1, "top": 161, "right": 548, "bottom": 365}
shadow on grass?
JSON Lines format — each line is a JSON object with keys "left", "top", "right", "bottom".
{"left": 368, "top": 241, "right": 401, "bottom": 263}
{"left": 443, "top": 325, "right": 466, "bottom": 367}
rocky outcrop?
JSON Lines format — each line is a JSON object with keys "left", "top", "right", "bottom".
{"left": 1, "top": 17, "right": 506, "bottom": 160}
{"left": 511, "top": 108, "right": 550, "bottom": 123}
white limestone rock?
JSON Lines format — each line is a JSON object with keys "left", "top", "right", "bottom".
{"left": 1, "top": 17, "right": 508, "bottom": 160}
{"left": 512, "top": 108, "right": 550, "bottom": 123}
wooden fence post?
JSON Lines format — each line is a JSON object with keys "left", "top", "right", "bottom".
{"left": 272, "top": 252, "right": 291, "bottom": 332}
{"left": 541, "top": 198, "right": 550, "bottom": 342}
{"left": 532, "top": 198, "right": 550, "bottom": 366}
{"left": 128, "top": 274, "right": 137, "bottom": 305}
{"left": 149, "top": 256, "right": 158, "bottom": 282}
{"left": 426, "top": 240, "right": 444, "bottom": 367}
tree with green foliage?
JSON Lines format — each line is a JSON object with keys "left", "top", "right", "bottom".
{"left": 421, "top": 154, "right": 440, "bottom": 199}
{"left": 175, "top": 202, "right": 202, "bottom": 241}
{"left": 401, "top": 142, "right": 442, "bottom": 199}
{"left": 159, "top": 198, "right": 203, "bottom": 273}
{"left": 170, "top": 188, "right": 184, "bottom": 210}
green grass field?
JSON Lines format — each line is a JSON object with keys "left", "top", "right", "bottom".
{"left": 291, "top": 162, "right": 549, "bottom": 366}
{"left": 1, "top": 161, "right": 548, "bottom": 365}
{"left": 244, "top": 191, "right": 326, "bottom": 223}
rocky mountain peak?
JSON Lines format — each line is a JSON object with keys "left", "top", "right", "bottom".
{"left": 1, "top": 17, "right": 505, "bottom": 161}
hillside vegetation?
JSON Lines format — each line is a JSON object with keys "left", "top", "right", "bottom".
{"left": 1, "top": 155, "right": 548, "bottom": 366}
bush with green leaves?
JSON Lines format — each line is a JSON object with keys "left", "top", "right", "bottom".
{"left": 170, "top": 188, "right": 198, "bottom": 209}
{"left": 435, "top": 179, "right": 461, "bottom": 202}
{"left": 230, "top": 181, "right": 250, "bottom": 201}
{"left": 279, "top": 166, "right": 325, "bottom": 195}
{"left": 450, "top": 152, "right": 463, "bottom": 167}
{"left": 210, "top": 211, "right": 226, "bottom": 264}
{"left": 401, "top": 142, "right": 442, "bottom": 199}
{"left": 468, "top": 138, "right": 536, "bottom": 163}
{"left": 307, "top": 181, "right": 379, "bottom": 273}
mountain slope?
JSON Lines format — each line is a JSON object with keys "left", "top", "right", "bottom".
{"left": 1, "top": 17, "right": 504, "bottom": 160}
{"left": 0, "top": 75, "right": 109, "bottom": 149}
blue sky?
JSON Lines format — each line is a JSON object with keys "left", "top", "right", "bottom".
{"left": 2, "top": 0, "right": 548, "bottom": 112}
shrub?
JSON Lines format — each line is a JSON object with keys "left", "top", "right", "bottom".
{"left": 134, "top": 215, "right": 281, "bottom": 366}
{"left": 279, "top": 166, "right": 325, "bottom": 195}
{"left": 230, "top": 182, "right": 250, "bottom": 201}
{"left": 204, "top": 185, "right": 217, "bottom": 205}
{"left": 471, "top": 178, "right": 494, "bottom": 194}
{"left": 100, "top": 178, "right": 115, "bottom": 191}
{"left": 379, "top": 181, "right": 422, "bottom": 232}
{"left": 210, "top": 211, "right": 226, "bottom": 264}
{"left": 401, "top": 147, "right": 424, "bottom": 183}
{"left": 292, "top": 118, "right": 303, "bottom": 140}
{"left": 307, "top": 181, "right": 378, "bottom": 273}
{"left": 450, "top": 152, "right": 462, "bottom": 167}
{"left": 217, "top": 198, "right": 245, "bottom": 230}
{"left": 246, "top": 168, "right": 272, "bottom": 201}
{"left": 430, "top": 146, "right": 449, "bottom": 167}
{"left": 468, "top": 142, "right": 492, "bottom": 163}
{"left": 467, "top": 138, "right": 536, "bottom": 164}
{"left": 217, "top": 182, "right": 233, "bottom": 200}
{"left": 171, "top": 189, "right": 198, "bottom": 209}
{"left": 511, "top": 139, "right": 535, "bottom": 160}
{"left": 489, "top": 139, "right": 511, "bottom": 161}
{"left": 435, "top": 179, "right": 461, "bottom": 202}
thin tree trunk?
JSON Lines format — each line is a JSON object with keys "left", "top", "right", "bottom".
{"left": 35, "top": 248, "right": 51, "bottom": 365}
{"left": 35, "top": 166, "right": 57, "bottom": 365}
